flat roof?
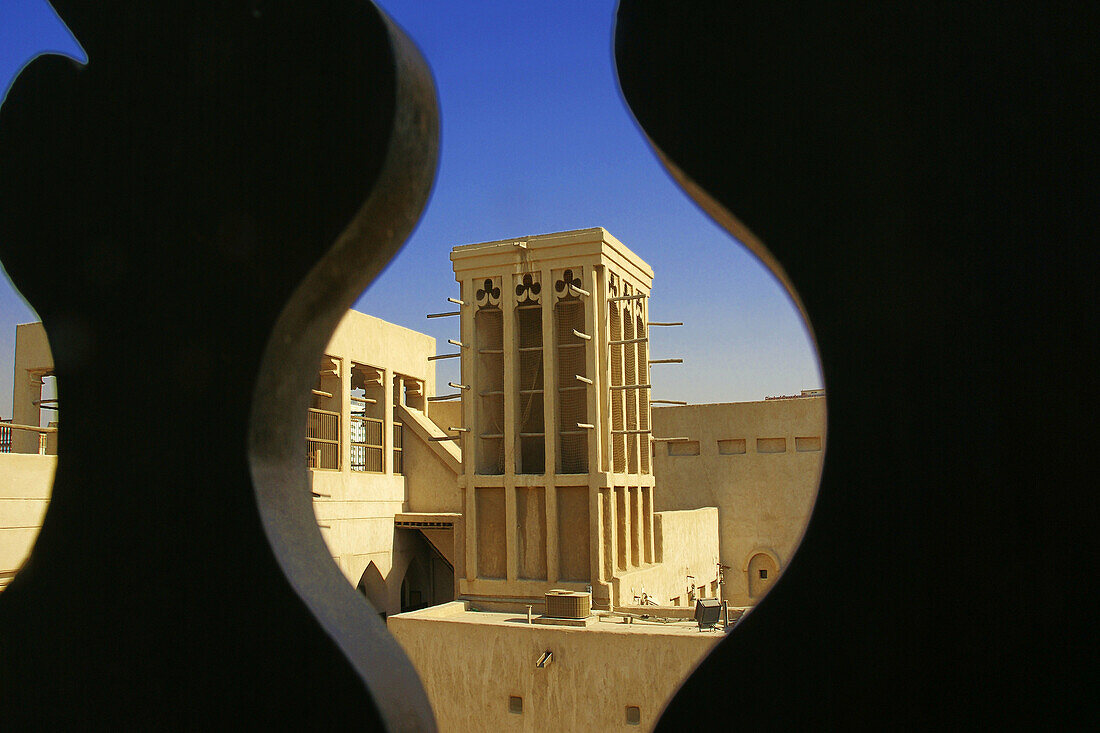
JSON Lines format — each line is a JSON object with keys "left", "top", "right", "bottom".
{"left": 390, "top": 603, "right": 731, "bottom": 638}
{"left": 449, "top": 227, "right": 655, "bottom": 283}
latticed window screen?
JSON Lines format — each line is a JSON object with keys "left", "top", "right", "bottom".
{"left": 476, "top": 307, "right": 505, "bottom": 474}
{"left": 307, "top": 408, "right": 339, "bottom": 470}
{"left": 556, "top": 298, "right": 587, "bottom": 473}
{"left": 609, "top": 304, "right": 625, "bottom": 472}
{"left": 517, "top": 304, "right": 544, "bottom": 474}
{"left": 637, "top": 313, "right": 650, "bottom": 473}
{"left": 624, "top": 308, "right": 638, "bottom": 474}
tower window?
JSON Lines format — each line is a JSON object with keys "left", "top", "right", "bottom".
{"left": 759, "top": 569, "right": 768, "bottom": 579}
{"left": 508, "top": 696, "right": 523, "bottom": 714}
{"left": 517, "top": 303, "right": 545, "bottom": 474}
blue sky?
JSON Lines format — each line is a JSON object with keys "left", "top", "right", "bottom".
{"left": 0, "top": 0, "right": 821, "bottom": 420}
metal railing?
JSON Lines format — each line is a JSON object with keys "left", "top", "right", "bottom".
{"left": 0, "top": 421, "right": 56, "bottom": 455}
{"left": 307, "top": 408, "right": 405, "bottom": 475}
{"left": 307, "top": 408, "right": 340, "bottom": 470}
{"left": 351, "top": 414, "right": 383, "bottom": 472}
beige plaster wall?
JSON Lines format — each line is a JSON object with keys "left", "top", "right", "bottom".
{"left": 1, "top": 311, "right": 462, "bottom": 612}
{"left": 323, "top": 310, "right": 436, "bottom": 395}
{"left": 309, "top": 309, "right": 458, "bottom": 615}
{"left": 557, "top": 485, "right": 590, "bottom": 582}
{"left": 427, "top": 401, "right": 462, "bottom": 433}
{"left": 389, "top": 602, "right": 721, "bottom": 732}
{"left": 0, "top": 453, "right": 55, "bottom": 590}
{"left": 613, "top": 507, "right": 719, "bottom": 607}
{"left": 402, "top": 420, "right": 462, "bottom": 513}
{"left": 651, "top": 398, "right": 825, "bottom": 605}
{"left": 476, "top": 487, "right": 507, "bottom": 579}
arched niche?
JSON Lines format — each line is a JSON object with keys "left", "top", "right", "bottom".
{"left": 357, "top": 561, "right": 389, "bottom": 620}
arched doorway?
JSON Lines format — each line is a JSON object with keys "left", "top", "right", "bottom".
{"left": 400, "top": 556, "right": 430, "bottom": 612}
{"left": 748, "top": 552, "right": 778, "bottom": 600}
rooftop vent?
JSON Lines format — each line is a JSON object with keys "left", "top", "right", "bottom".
{"left": 544, "top": 590, "right": 591, "bottom": 619}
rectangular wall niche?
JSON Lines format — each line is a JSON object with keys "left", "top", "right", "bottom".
{"left": 795, "top": 436, "right": 822, "bottom": 452}
{"left": 718, "top": 438, "right": 746, "bottom": 455}
{"left": 757, "top": 437, "right": 787, "bottom": 454}
{"left": 516, "top": 486, "right": 547, "bottom": 580}
{"left": 667, "top": 440, "right": 700, "bottom": 456}
{"left": 557, "top": 486, "right": 590, "bottom": 581}
{"left": 476, "top": 487, "right": 506, "bottom": 579}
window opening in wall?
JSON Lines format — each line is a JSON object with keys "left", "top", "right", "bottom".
{"left": 400, "top": 555, "right": 432, "bottom": 613}
{"left": 476, "top": 301, "right": 505, "bottom": 475}
{"left": 402, "top": 376, "right": 426, "bottom": 411}
{"left": 609, "top": 292, "right": 626, "bottom": 473}
{"left": 636, "top": 313, "right": 650, "bottom": 473}
{"left": 517, "top": 301, "right": 545, "bottom": 474}
{"left": 624, "top": 305, "right": 638, "bottom": 473}
{"left": 307, "top": 356, "right": 341, "bottom": 470}
{"left": 392, "top": 375, "right": 413, "bottom": 475}
{"left": 508, "top": 695, "right": 523, "bottom": 714}
{"left": 350, "top": 363, "right": 384, "bottom": 472}
{"left": 759, "top": 569, "right": 768, "bottom": 579}
{"left": 626, "top": 705, "right": 641, "bottom": 725}
{"left": 556, "top": 289, "right": 587, "bottom": 474}
{"left": 392, "top": 420, "right": 404, "bottom": 474}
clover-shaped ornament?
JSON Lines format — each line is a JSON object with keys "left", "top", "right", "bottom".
{"left": 555, "top": 268, "right": 583, "bottom": 300}
{"left": 475, "top": 277, "right": 501, "bottom": 308}
{"left": 515, "top": 273, "right": 542, "bottom": 304}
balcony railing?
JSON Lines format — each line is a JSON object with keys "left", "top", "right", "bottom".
{"left": 306, "top": 408, "right": 340, "bottom": 470}
{"left": 307, "top": 407, "right": 404, "bottom": 475}
{"left": 351, "top": 414, "right": 383, "bottom": 472}
{"left": 0, "top": 421, "right": 56, "bottom": 455}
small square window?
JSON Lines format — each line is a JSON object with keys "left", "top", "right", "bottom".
{"left": 508, "top": 696, "right": 523, "bottom": 715}
{"left": 626, "top": 705, "right": 641, "bottom": 725}
{"left": 759, "top": 569, "right": 768, "bottom": 579}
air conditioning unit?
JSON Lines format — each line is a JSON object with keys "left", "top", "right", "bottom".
{"left": 544, "top": 590, "right": 591, "bottom": 619}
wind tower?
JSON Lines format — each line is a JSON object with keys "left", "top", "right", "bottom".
{"left": 443, "top": 228, "right": 670, "bottom": 610}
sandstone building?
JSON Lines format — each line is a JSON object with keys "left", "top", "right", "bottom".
{"left": 1, "top": 228, "right": 825, "bottom": 729}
